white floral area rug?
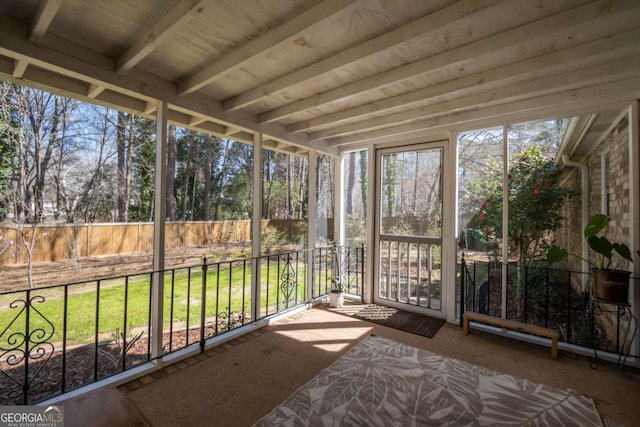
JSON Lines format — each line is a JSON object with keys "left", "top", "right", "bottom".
{"left": 253, "top": 335, "right": 604, "bottom": 427}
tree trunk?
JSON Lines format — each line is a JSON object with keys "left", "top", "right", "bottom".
{"left": 166, "top": 124, "right": 177, "bottom": 220}
{"left": 346, "top": 153, "right": 355, "bottom": 215}
{"left": 203, "top": 135, "right": 213, "bottom": 221}
{"left": 181, "top": 137, "right": 196, "bottom": 221}
{"left": 213, "top": 138, "right": 230, "bottom": 221}
{"left": 116, "top": 111, "right": 128, "bottom": 222}
{"left": 359, "top": 151, "right": 367, "bottom": 214}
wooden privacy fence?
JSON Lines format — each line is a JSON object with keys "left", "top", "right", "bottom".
{"left": 0, "top": 219, "right": 330, "bottom": 265}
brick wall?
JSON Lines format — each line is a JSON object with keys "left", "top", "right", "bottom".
{"left": 605, "top": 117, "right": 631, "bottom": 272}
{"left": 555, "top": 115, "right": 631, "bottom": 347}
{"left": 556, "top": 116, "right": 631, "bottom": 271}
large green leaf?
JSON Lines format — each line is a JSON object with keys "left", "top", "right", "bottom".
{"left": 587, "top": 235, "right": 613, "bottom": 258}
{"left": 546, "top": 245, "right": 568, "bottom": 264}
{"left": 613, "top": 243, "right": 633, "bottom": 262}
{"left": 584, "top": 214, "right": 610, "bottom": 237}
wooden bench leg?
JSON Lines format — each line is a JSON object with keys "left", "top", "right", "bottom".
{"left": 550, "top": 336, "right": 558, "bottom": 360}
{"left": 462, "top": 314, "right": 469, "bottom": 335}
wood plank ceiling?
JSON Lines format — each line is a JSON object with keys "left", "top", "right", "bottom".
{"left": 0, "top": 0, "right": 639, "bottom": 156}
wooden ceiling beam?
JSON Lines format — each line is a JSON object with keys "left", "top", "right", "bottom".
{"left": 313, "top": 61, "right": 640, "bottom": 140}
{"left": 288, "top": 30, "right": 640, "bottom": 134}
{"left": 260, "top": 0, "right": 639, "bottom": 124}
{"left": 12, "top": 59, "right": 28, "bottom": 77}
{"left": 29, "top": 0, "right": 63, "bottom": 42}
{"left": 116, "top": 0, "right": 208, "bottom": 73}
{"left": 326, "top": 80, "right": 640, "bottom": 147}
{"left": 189, "top": 115, "right": 206, "bottom": 126}
{"left": 178, "top": 0, "right": 359, "bottom": 95}
{"left": 225, "top": 0, "right": 502, "bottom": 111}
{"left": 144, "top": 101, "right": 156, "bottom": 115}
{"left": 0, "top": 15, "right": 337, "bottom": 156}
{"left": 224, "top": 127, "right": 242, "bottom": 136}
{"left": 86, "top": 83, "right": 105, "bottom": 98}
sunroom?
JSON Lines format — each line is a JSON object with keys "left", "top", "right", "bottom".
{"left": 0, "top": 0, "right": 639, "bottom": 425}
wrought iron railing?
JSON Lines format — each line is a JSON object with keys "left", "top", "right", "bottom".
{"left": 458, "top": 254, "right": 639, "bottom": 358}
{"left": 0, "top": 245, "right": 365, "bottom": 405}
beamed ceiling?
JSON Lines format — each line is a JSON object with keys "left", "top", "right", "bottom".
{"left": 1, "top": 0, "right": 639, "bottom": 156}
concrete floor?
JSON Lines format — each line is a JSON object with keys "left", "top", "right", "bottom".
{"left": 65, "top": 302, "right": 640, "bottom": 426}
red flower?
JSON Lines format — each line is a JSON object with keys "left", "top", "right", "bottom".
{"left": 479, "top": 214, "right": 486, "bottom": 221}
{"left": 533, "top": 189, "right": 540, "bottom": 195}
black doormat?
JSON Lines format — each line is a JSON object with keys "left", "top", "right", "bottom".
{"left": 353, "top": 304, "right": 446, "bottom": 338}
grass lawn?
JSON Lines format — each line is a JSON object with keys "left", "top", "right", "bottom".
{"left": 0, "top": 259, "right": 318, "bottom": 347}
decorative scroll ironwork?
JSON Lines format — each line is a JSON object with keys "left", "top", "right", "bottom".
{"left": 589, "top": 299, "right": 638, "bottom": 376}
{"left": 0, "top": 295, "right": 55, "bottom": 403}
{"left": 331, "top": 245, "right": 362, "bottom": 294}
{"left": 343, "top": 248, "right": 361, "bottom": 292}
{"left": 280, "top": 254, "right": 297, "bottom": 308}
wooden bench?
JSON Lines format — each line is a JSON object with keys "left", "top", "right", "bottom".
{"left": 462, "top": 311, "right": 558, "bottom": 359}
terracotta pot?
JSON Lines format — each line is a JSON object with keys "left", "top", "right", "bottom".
{"left": 591, "top": 269, "right": 630, "bottom": 304}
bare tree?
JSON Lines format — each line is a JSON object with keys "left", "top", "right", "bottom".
{"left": 202, "top": 135, "right": 214, "bottom": 220}
{"left": 116, "top": 111, "right": 133, "bottom": 222}
{"left": 2, "top": 85, "right": 75, "bottom": 287}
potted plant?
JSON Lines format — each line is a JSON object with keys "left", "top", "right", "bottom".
{"left": 547, "top": 214, "right": 635, "bottom": 304}
{"left": 329, "top": 277, "right": 345, "bottom": 308}
{"left": 328, "top": 244, "right": 345, "bottom": 308}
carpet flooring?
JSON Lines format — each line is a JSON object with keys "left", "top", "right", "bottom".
{"left": 254, "top": 335, "right": 604, "bottom": 427}
{"left": 353, "top": 304, "right": 445, "bottom": 338}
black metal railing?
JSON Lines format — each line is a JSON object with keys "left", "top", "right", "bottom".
{"left": 311, "top": 244, "right": 366, "bottom": 300}
{"left": 0, "top": 245, "right": 365, "bottom": 405}
{"left": 458, "top": 254, "right": 639, "bottom": 358}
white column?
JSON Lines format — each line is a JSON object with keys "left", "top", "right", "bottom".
{"left": 307, "top": 149, "right": 316, "bottom": 299}
{"left": 501, "top": 123, "right": 509, "bottom": 319}
{"left": 365, "top": 146, "right": 375, "bottom": 304}
{"left": 251, "top": 133, "right": 263, "bottom": 321}
{"left": 334, "top": 154, "right": 343, "bottom": 244}
{"left": 445, "top": 133, "right": 458, "bottom": 323}
{"left": 151, "top": 100, "right": 167, "bottom": 363}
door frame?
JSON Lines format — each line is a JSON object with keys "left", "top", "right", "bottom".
{"left": 372, "top": 139, "right": 456, "bottom": 321}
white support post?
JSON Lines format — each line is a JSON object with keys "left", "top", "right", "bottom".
{"left": 501, "top": 124, "right": 509, "bottom": 319}
{"left": 334, "top": 154, "right": 343, "bottom": 245}
{"left": 307, "top": 149, "right": 317, "bottom": 299}
{"left": 151, "top": 100, "right": 168, "bottom": 364}
{"left": 446, "top": 132, "right": 458, "bottom": 323}
{"left": 365, "top": 146, "right": 375, "bottom": 304}
{"left": 251, "top": 133, "right": 263, "bottom": 321}
{"left": 628, "top": 101, "right": 640, "bottom": 356}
